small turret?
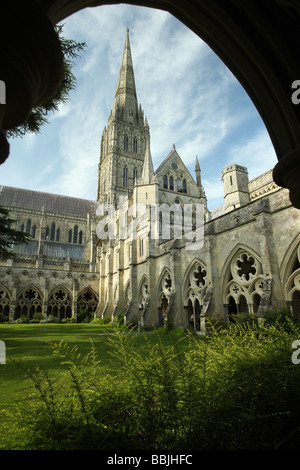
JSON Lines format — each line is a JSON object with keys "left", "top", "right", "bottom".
{"left": 222, "top": 164, "right": 250, "bottom": 212}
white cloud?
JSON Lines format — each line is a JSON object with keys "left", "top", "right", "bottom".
{"left": 227, "top": 128, "right": 277, "bottom": 180}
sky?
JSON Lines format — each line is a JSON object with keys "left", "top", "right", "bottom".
{"left": 1, "top": 4, "right": 278, "bottom": 210}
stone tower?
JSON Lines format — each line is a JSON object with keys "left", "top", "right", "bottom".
{"left": 97, "top": 29, "right": 150, "bottom": 205}
{"left": 222, "top": 164, "right": 250, "bottom": 212}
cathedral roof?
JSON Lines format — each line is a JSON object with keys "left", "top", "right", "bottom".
{"left": 11, "top": 240, "right": 85, "bottom": 259}
{"left": 0, "top": 185, "right": 97, "bottom": 217}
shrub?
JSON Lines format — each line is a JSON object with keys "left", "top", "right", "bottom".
{"left": 33, "top": 312, "right": 43, "bottom": 322}
{"left": 40, "top": 314, "right": 57, "bottom": 324}
{"left": 6, "top": 319, "right": 300, "bottom": 450}
{"left": 13, "top": 315, "right": 29, "bottom": 324}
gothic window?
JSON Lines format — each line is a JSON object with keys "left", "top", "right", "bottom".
{"left": 45, "top": 227, "right": 50, "bottom": 240}
{"left": 50, "top": 223, "right": 55, "bottom": 241}
{"left": 26, "top": 219, "right": 31, "bottom": 233}
{"left": 177, "top": 178, "right": 181, "bottom": 192}
{"left": 182, "top": 179, "right": 187, "bottom": 193}
{"left": 183, "top": 260, "right": 208, "bottom": 331}
{"left": 0, "top": 285, "right": 11, "bottom": 317}
{"left": 223, "top": 249, "right": 263, "bottom": 317}
{"left": 139, "top": 276, "right": 149, "bottom": 310}
{"left": 68, "top": 229, "right": 72, "bottom": 244}
{"left": 79, "top": 230, "right": 83, "bottom": 244}
{"left": 133, "top": 137, "right": 138, "bottom": 153}
{"left": 133, "top": 168, "right": 138, "bottom": 185}
{"left": 125, "top": 282, "right": 132, "bottom": 307}
{"left": 73, "top": 225, "right": 78, "bottom": 244}
{"left": 15, "top": 286, "right": 43, "bottom": 320}
{"left": 56, "top": 228, "right": 60, "bottom": 242}
{"left": 123, "top": 167, "right": 128, "bottom": 187}
{"left": 77, "top": 289, "right": 98, "bottom": 315}
{"left": 20, "top": 223, "right": 24, "bottom": 232}
{"left": 32, "top": 225, "right": 36, "bottom": 238}
{"left": 163, "top": 175, "right": 168, "bottom": 189}
{"left": 47, "top": 287, "right": 72, "bottom": 320}
{"left": 170, "top": 176, "right": 174, "bottom": 190}
{"left": 282, "top": 237, "right": 300, "bottom": 317}
{"left": 124, "top": 135, "right": 128, "bottom": 151}
{"left": 158, "top": 269, "right": 173, "bottom": 318}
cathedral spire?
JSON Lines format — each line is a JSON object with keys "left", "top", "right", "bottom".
{"left": 112, "top": 29, "right": 138, "bottom": 120}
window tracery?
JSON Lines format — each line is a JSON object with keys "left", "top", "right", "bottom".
{"left": 183, "top": 261, "right": 209, "bottom": 330}
{"left": 139, "top": 276, "right": 149, "bottom": 310}
{"left": 0, "top": 285, "right": 10, "bottom": 317}
{"left": 224, "top": 249, "right": 263, "bottom": 316}
{"left": 15, "top": 286, "right": 43, "bottom": 320}
{"left": 47, "top": 287, "right": 72, "bottom": 320}
{"left": 283, "top": 240, "right": 300, "bottom": 316}
{"left": 77, "top": 289, "right": 98, "bottom": 315}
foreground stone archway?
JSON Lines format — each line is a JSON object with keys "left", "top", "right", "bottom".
{"left": 1, "top": 1, "right": 300, "bottom": 208}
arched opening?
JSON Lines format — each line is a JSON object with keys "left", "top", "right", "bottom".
{"left": 187, "top": 298, "right": 193, "bottom": 328}
{"left": 77, "top": 288, "right": 98, "bottom": 321}
{"left": 228, "top": 296, "right": 237, "bottom": 321}
{"left": 292, "top": 290, "right": 300, "bottom": 318}
{"left": 253, "top": 293, "right": 261, "bottom": 314}
{"left": 0, "top": 285, "right": 11, "bottom": 319}
{"left": 159, "top": 294, "right": 169, "bottom": 325}
{"left": 194, "top": 298, "right": 201, "bottom": 331}
{"left": 239, "top": 295, "right": 248, "bottom": 313}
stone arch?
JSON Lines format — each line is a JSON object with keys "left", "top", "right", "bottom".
{"left": 0, "top": 284, "right": 11, "bottom": 318}
{"left": 124, "top": 280, "right": 131, "bottom": 307}
{"left": 157, "top": 268, "right": 172, "bottom": 321}
{"left": 77, "top": 287, "right": 98, "bottom": 315}
{"left": 222, "top": 244, "right": 264, "bottom": 317}
{"left": 15, "top": 285, "right": 43, "bottom": 320}
{"left": 280, "top": 234, "right": 300, "bottom": 316}
{"left": 47, "top": 286, "right": 72, "bottom": 320}
{"left": 157, "top": 268, "right": 172, "bottom": 301}
{"left": 138, "top": 275, "right": 149, "bottom": 310}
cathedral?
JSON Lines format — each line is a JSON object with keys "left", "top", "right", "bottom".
{"left": 0, "top": 30, "right": 299, "bottom": 329}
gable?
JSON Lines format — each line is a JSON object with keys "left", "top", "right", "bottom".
{"left": 154, "top": 147, "right": 198, "bottom": 195}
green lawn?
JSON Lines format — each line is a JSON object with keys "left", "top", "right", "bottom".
{"left": 2, "top": 318, "right": 299, "bottom": 450}
{"left": 0, "top": 323, "right": 191, "bottom": 405}
{"left": 0, "top": 323, "right": 115, "bottom": 406}
{"left": 0, "top": 323, "right": 193, "bottom": 450}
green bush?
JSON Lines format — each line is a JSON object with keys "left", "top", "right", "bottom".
{"left": 13, "top": 315, "right": 29, "bottom": 324}
{"left": 6, "top": 318, "right": 300, "bottom": 450}
{"left": 40, "top": 314, "right": 57, "bottom": 324}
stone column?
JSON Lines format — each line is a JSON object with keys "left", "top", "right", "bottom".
{"left": 72, "top": 279, "right": 79, "bottom": 322}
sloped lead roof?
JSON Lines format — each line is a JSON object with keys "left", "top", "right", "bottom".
{"left": 12, "top": 240, "right": 85, "bottom": 259}
{"left": 0, "top": 185, "right": 97, "bottom": 217}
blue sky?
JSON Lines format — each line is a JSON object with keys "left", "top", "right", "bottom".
{"left": 1, "top": 4, "right": 278, "bottom": 210}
